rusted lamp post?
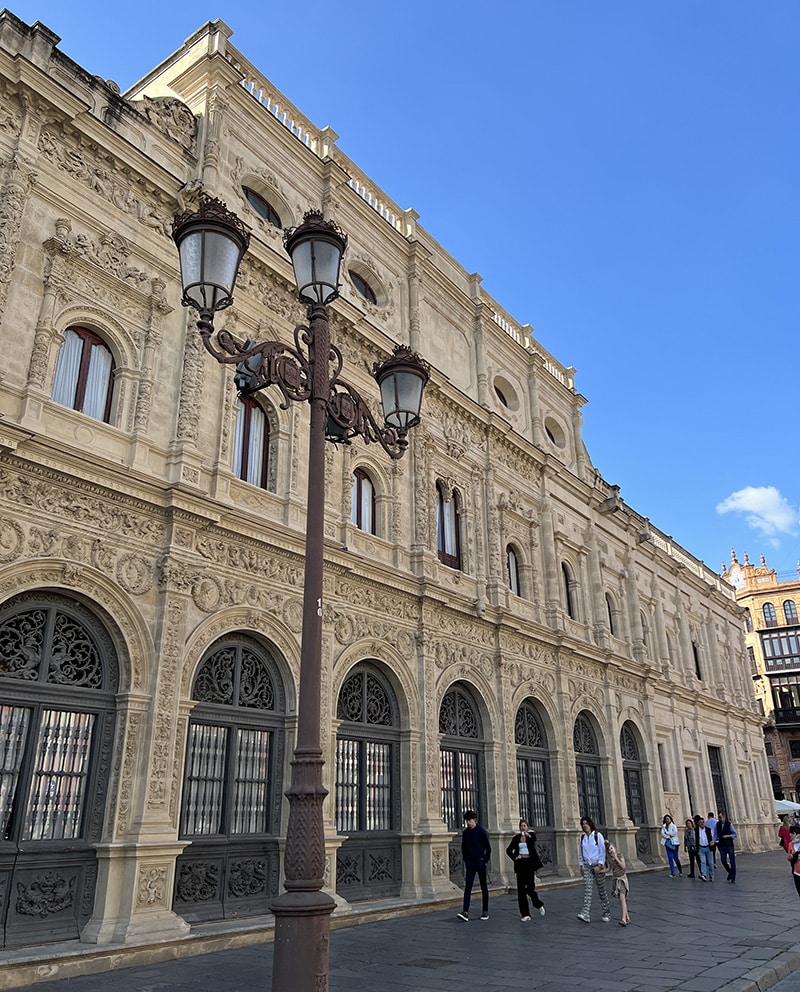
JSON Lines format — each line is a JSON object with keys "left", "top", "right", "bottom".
{"left": 173, "top": 194, "right": 429, "bottom": 992}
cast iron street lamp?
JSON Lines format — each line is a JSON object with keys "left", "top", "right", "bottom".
{"left": 172, "top": 194, "right": 429, "bottom": 992}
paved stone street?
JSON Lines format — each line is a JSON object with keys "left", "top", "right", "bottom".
{"left": 6, "top": 849, "right": 800, "bottom": 992}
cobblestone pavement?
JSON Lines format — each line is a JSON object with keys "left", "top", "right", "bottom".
{"left": 8, "top": 849, "right": 800, "bottom": 992}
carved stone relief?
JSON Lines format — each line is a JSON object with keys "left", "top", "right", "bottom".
{"left": 136, "top": 865, "right": 168, "bottom": 907}
{"left": 38, "top": 125, "right": 175, "bottom": 240}
{"left": 133, "top": 95, "right": 197, "bottom": 155}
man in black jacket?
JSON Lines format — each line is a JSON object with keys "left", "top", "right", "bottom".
{"left": 717, "top": 811, "right": 737, "bottom": 883}
{"left": 457, "top": 810, "right": 491, "bottom": 921}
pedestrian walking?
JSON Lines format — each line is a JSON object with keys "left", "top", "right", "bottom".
{"left": 457, "top": 810, "right": 491, "bottom": 921}
{"left": 779, "top": 815, "right": 792, "bottom": 852}
{"left": 787, "top": 823, "right": 800, "bottom": 897}
{"left": 717, "top": 810, "right": 737, "bottom": 883}
{"left": 506, "top": 819, "right": 545, "bottom": 921}
{"left": 576, "top": 816, "right": 612, "bottom": 924}
{"left": 607, "top": 843, "right": 631, "bottom": 926}
{"left": 705, "top": 811, "right": 719, "bottom": 865}
{"left": 694, "top": 814, "right": 714, "bottom": 881}
{"left": 684, "top": 817, "right": 700, "bottom": 878}
{"left": 660, "top": 814, "right": 683, "bottom": 877}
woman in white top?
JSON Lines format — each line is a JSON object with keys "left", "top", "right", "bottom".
{"left": 506, "top": 819, "right": 545, "bottom": 920}
{"left": 577, "top": 816, "right": 612, "bottom": 924}
{"left": 660, "top": 814, "right": 683, "bottom": 877}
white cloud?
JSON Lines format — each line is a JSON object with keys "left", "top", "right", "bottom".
{"left": 716, "top": 486, "right": 798, "bottom": 542}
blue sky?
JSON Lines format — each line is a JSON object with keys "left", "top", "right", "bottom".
{"left": 9, "top": 1, "right": 799, "bottom": 578}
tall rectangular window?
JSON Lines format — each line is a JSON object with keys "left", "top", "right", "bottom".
{"left": 440, "top": 749, "right": 478, "bottom": 830}
{"left": 707, "top": 745, "right": 728, "bottom": 814}
{"left": 335, "top": 738, "right": 392, "bottom": 832}
{"left": 23, "top": 709, "right": 95, "bottom": 841}
{"left": 232, "top": 729, "right": 270, "bottom": 834}
{"left": 657, "top": 743, "right": 668, "bottom": 791}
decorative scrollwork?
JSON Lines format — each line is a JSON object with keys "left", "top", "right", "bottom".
{"left": 196, "top": 321, "right": 411, "bottom": 460}
{"left": 620, "top": 723, "right": 640, "bottom": 762}
{"left": 0, "top": 607, "right": 102, "bottom": 688}
{"left": 439, "top": 686, "right": 480, "bottom": 739}
{"left": 515, "top": 701, "right": 547, "bottom": 749}
{"left": 337, "top": 669, "right": 394, "bottom": 726}
{"left": 573, "top": 714, "right": 599, "bottom": 755}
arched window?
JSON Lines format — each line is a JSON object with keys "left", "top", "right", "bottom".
{"left": 351, "top": 468, "right": 376, "bottom": 535}
{"left": 348, "top": 269, "right": 377, "bottom": 304}
{"left": 620, "top": 723, "right": 646, "bottom": 825}
{"left": 439, "top": 683, "right": 485, "bottom": 880}
{"left": 51, "top": 326, "right": 115, "bottom": 423}
{"left": 692, "top": 641, "right": 702, "bottom": 680}
{"left": 606, "top": 593, "right": 616, "bottom": 636}
{"left": 621, "top": 722, "right": 651, "bottom": 860}
{"left": 243, "top": 186, "right": 282, "bottom": 228}
{"left": 232, "top": 397, "right": 270, "bottom": 489}
{"left": 515, "top": 699, "right": 555, "bottom": 869}
{"left": 335, "top": 664, "right": 401, "bottom": 899}
{"left": 573, "top": 712, "right": 604, "bottom": 826}
{"left": 175, "top": 636, "right": 286, "bottom": 922}
{"left": 784, "top": 600, "right": 798, "bottom": 625}
{"left": 562, "top": 562, "right": 577, "bottom": 619}
{"left": 743, "top": 608, "right": 753, "bottom": 633}
{"left": 764, "top": 603, "right": 777, "bottom": 627}
{"left": 507, "top": 545, "right": 521, "bottom": 597}
{"left": 0, "top": 592, "right": 118, "bottom": 947}
{"left": 437, "top": 482, "right": 462, "bottom": 570}
{"left": 640, "top": 611, "right": 650, "bottom": 650}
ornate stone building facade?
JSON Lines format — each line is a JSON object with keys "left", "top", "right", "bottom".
{"left": 724, "top": 551, "right": 800, "bottom": 803}
{"left": 0, "top": 11, "right": 773, "bottom": 959}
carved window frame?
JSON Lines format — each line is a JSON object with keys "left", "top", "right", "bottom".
{"left": 232, "top": 396, "right": 273, "bottom": 490}
{"left": 334, "top": 663, "right": 400, "bottom": 833}
{"left": 436, "top": 481, "right": 462, "bottom": 570}
{"left": 180, "top": 636, "right": 286, "bottom": 839}
{"left": 620, "top": 721, "right": 648, "bottom": 826}
{"left": 439, "top": 683, "right": 485, "bottom": 830}
{"left": 351, "top": 467, "right": 377, "bottom": 536}
{"left": 514, "top": 699, "right": 552, "bottom": 827}
{"left": 573, "top": 711, "right": 605, "bottom": 827}
{"left": 51, "top": 326, "right": 116, "bottom": 424}
{"left": 0, "top": 592, "right": 119, "bottom": 847}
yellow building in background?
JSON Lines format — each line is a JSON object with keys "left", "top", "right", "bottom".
{"left": 724, "top": 551, "right": 800, "bottom": 802}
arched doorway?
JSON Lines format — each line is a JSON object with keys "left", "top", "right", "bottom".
{"left": 573, "top": 711, "right": 606, "bottom": 830}
{"left": 620, "top": 721, "right": 652, "bottom": 861}
{"left": 173, "top": 635, "right": 286, "bottom": 922}
{"left": 334, "top": 662, "right": 401, "bottom": 900}
{"left": 514, "top": 698, "right": 556, "bottom": 871}
{"left": 439, "top": 682, "right": 487, "bottom": 881}
{"left": 0, "top": 592, "right": 119, "bottom": 947}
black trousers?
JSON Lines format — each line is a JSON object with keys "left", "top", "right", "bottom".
{"left": 515, "top": 861, "right": 543, "bottom": 915}
{"left": 687, "top": 849, "right": 701, "bottom": 876}
{"left": 463, "top": 863, "right": 489, "bottom": 913}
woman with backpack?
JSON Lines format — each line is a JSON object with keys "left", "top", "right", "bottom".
{"left": 576, "top": 816, "right": 612, "bottom": 924}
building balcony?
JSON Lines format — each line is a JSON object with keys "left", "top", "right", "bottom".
{"left": 774, "top": 707, "right": 800, "bottom": 726}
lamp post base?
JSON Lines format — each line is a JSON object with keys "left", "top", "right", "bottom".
{"left": 270, "top": 889, "right": 336, "bottom": 992}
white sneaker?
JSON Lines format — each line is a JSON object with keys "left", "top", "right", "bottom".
{"left": 457, "top": 911, "right": 469, "bottom": 922}
{"left": 520, "top": 915, "right": 531, "bottom": 922}
{"left": 539, "top": 905, "right": 546, "bottom": 917}
{"left": 577, "top": 913, "right": 590, "bottom": 923}
{"left": 602, "top": 915, "right": 611, "bottom": 923}
{"left": 480, "top": 912, "right": 489, "bottom": 921}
